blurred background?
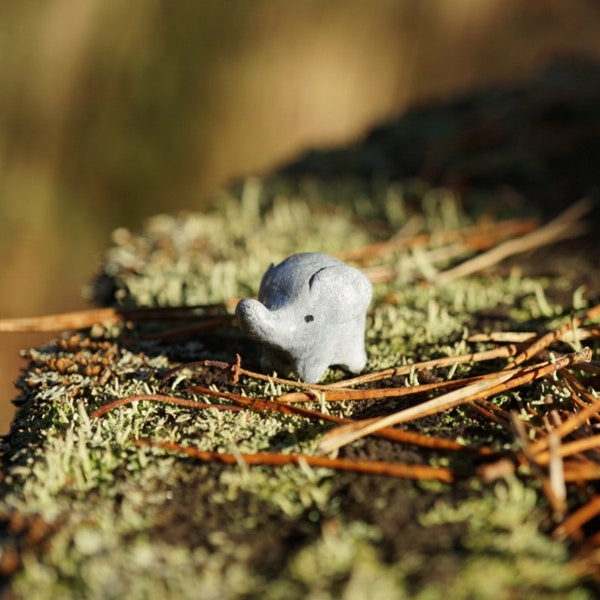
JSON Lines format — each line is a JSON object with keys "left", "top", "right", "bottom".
{"left": 2, "top": 0, "right": 600, "bottom": 433}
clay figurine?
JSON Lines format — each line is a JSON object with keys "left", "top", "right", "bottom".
{"left": 236, "top": 252, "right": 372, "bottom": 383}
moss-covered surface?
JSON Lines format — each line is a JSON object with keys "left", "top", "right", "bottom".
{"left": 0, "top": 174, "right": 598, "bottom": 599}
{"left": 5, "top": 60, "right": 600, "bottom": 598}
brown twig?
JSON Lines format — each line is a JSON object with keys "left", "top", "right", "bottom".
{"left": 510, "top": 412, "right": 566, "bottom": 518}
{"left": 528, "top": 380, "right": 600, "bottom": 456}
{"left": 278, "top": 369, "right": 521, "bottom": 404}
{"left": 0, "top": 307, "right": 125, "bottom": 332}
{"left": 134, "top": 439, "right": 457, "bottom": 482}
{"left": 0, "top": 303, "right": 235, "bottom": 333}
{"left": 555, "top": 495, "right": 600, "bottom": 541}
{"left": 160, "top": 347, "right": 519, "bottom": 395}
{"left": 562, "top": 463, "right": 600, "bottom": 481}
{"left": 547, "top": 432, "right": 567, "bottom": 518}
{"left": 319, "top": 370, "right": 517, "bottom": 453}
{"left": 533, "top": 434, "right": 600, "bottom": 465}
{"left": 469, "top": 398, "right": 524, "bottom": 433}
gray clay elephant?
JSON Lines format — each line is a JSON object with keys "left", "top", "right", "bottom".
{"left": 235, "top": 253, "right": 372, "bottom": 383}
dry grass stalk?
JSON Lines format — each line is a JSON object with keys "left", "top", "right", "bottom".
{"left": 0, "top": 307, "right": 124, "bottom": 332}
{"left": 528, "top": 385, "right": 600, "bottom": 456}
{"left": 547, "top": 432, "right": 567, "bottom": 518}
{"left": 511, "top": 413, "right": 564, "bottom": 516}
{"left": 279, "top": 371, "right": 516, "bottom": 403}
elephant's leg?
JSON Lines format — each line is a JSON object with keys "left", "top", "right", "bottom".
{"left": 295, "top": 358, "right": 328, "bottom": 385}
{"left": 342, "top": 345, "right": 367, "bottom": 373}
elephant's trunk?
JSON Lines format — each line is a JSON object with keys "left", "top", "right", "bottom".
{"left": 236, "top": 299, "right": 287, "bottom": 349}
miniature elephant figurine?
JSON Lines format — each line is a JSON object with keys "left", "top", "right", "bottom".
{"left": 235, "top": 253, "right": 372, "bottom": 383}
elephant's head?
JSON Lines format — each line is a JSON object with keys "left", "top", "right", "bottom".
{"left": 236, "top": 253, "right": 372, "bottom": 383}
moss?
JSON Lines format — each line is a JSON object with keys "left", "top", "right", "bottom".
{"left": 420, "top": 477, "right": 589, "bottom": 599}
{"left": 0, "top": 176, "right": 594, "bottom": 598}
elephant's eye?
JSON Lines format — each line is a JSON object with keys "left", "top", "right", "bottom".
{"left": 304, "top": 314, "right": 314, "bottom": 323}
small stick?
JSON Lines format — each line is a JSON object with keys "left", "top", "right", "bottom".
{"left": 510, "top": 413, "right": 566, "bottom": 517}
{"left": 554, "top": 495, "right": 600, "bottom": 541}
{"left": 0, "top": 307, "right": 124, "bottom": 332}
{"left": 562, "top": 464, "right": 600, "bottom": 481}
{"left": 135, "top": 439, "right": 457, "bottom": 482}
{"left": 162, "top": 347, "right": 517, "bottom": 394}
{"left": 319, "top": 370, "right": 517, "bottom": 453}
{"left": 547, "top": 432, "right": 567, "bottom": 518}
{"left": 437, "top": 197, "right": 592, "bottom": 283}
{"left": 360, "top": 243, "right": 473, "bottom": 285}
{"left": 278, "top": 369, "right": 521, "bottom": 403}
{"left": 162, "top": 358, "right": 335, "bottom": 393}
{"left": 469, "top": 398, "right": 527, "bottom": 433}
{"left": 575, "top": 362, "right": 600, "bottom": 376}
{"left": 91, "top": 384, "right": 491, "bottom": 454}
{"left": 558, "top": 371, "right": 600, "bottom": 422}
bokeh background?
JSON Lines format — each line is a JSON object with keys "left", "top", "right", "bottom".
{"left": 2, "top": 0, "right": 600, "bottom": 434}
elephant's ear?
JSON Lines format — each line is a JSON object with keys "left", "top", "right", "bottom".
{"left": 258, "top": 263, "right": 276, "bottom": 303}
{"left": 308, "top": 265, "right": 372, "bottom": 322}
